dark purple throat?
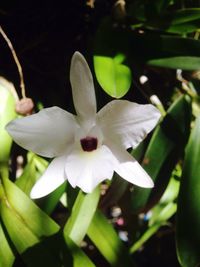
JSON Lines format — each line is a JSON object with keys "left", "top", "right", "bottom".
{"left": 80, "top": 137, "right": 98, "bottom": 152}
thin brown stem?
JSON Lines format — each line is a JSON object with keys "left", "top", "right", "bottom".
{"left": 0, "top": 25, "right": 26, "bottom": 98}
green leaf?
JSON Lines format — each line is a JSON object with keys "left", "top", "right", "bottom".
{"left": 148, "top": 56, "right": 200, "bottom": 70}
{"left": 37, "top": 182, "right": 67, "bottom": 215}
{"left": 130, "top": 34, "right": 200, "bottom": 67}
{"left": 129, "top": 224, "right": 161, "bottom": 254}
{"left": 0, "top": 177, "right": 62, "bottom": 267}
{"left": 149, "top": 174, "right": 180, "bottom": 226}
{"left": 143, "top": 18, "right": 200, "bottom": 34}
{"left": 87, "top": 210, "right": 135, "bottom": 267}
{"left": 15, "top": 153, "right": 38, "bottom": 195}
{"left": 130, "top": 173, "right": 180, "bottom": 254}
{"left": 0, "top": 223, "right": 15, "bottom": 267}
{"left": 65, "top": 236, "right": 96, "bottom": 267}
{"left": 136, "top": 8, "right": 200, "bottom": 34}
{"left": 94, "top": 55, "right": 132, "bottom": 98}
{"left": 176, "top": 115, "right": 200, "bottom": 267}
{"left": 0, "top": 177, "right": 94, "bottom": 267}
{"left": 6, "top": 173, "right": 59, "bottom": 236}
{"left": 164, "top": 21, "right": 200, "bottom": 34}
{"left": 64, "top": 187, "right": 100, "bottom": 245}
{"left": 131, "top": 95, "right": 192, "bottom": 212}
{"left": 0, "top": 77, "right": 18, "bottom": 162}
{"left": 170, "top": 8, "right": 200, "bottom": 25}
{"left": 163, "top": 9, "right": 200, "bottom": 34}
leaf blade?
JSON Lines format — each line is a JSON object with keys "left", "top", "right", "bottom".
{"left": 94, "top": 55, "right": 132, "bottom": 98}
{"left": 64, "top": 187, "right": 100, "bottom": 245}
{"left": 87, "top": 210, "right": 135, "bottom": 267}
{"left": 176, "top": 115, "right": 200, "bottom": 267}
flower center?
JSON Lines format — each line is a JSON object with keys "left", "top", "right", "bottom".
{"left": 80, "top": 137, "right": 98, "bottom": 152}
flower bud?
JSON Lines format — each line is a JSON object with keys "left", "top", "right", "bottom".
{"left": 15, "top": 98, "right": 34, "bottom": 115}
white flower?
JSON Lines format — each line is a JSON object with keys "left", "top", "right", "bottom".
{"left": 6, "top": 52, "right": 161, "bottom": 199}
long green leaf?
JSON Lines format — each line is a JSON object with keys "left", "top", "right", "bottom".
{"left": 176, "top": 115, "right": 200, "bottom": 267}
{"left": 148, "top": 56, "right": 200, "bottom": 70}
{"left": 164, "top": 21, "right": 200, "bottom": 34}
{"left": 65, "top": 236, "right": 96, "bottom": 267}
{"left": 169, "top": 8, "right": 200, "bottom": 25}
{"left": 130, "top": 173, "right": 180, "bottom": 254}
{"left": 130, "top": 34, "right": 200, "bottom": 67}
{"left": 143, "top": 8, "right": 200, "bottom": 34}
{"left": 0, "top": 177, "right": 62, "bottom": 267}
{"left": 2, "top": 176, "right": 59, "bottom": 235}
{"left": 0, "top": 177, "right": 95, "bottom": 267}
{"left": 64, "top": 187, "right": 100, "bottom": 245}
{"left": 149, "top": 174, "right": 180, "bottom": 226}
{"left": 87, "top": 210, "right": 135, "bottom": 267}
{"left": 15, "top": 153, "right": 38, "bottom": 195}
{"left": 0, "top": 223, "right": 15, "bottom": 267}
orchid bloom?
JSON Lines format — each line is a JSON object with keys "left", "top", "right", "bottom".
{"left": 6, "top": 52, "right": 161, "bottom": 199}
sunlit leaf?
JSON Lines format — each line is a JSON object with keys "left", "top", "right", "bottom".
{"left": 0, "top": 223, "right": 15, "bottom": 267}
{"left": 0, "top": 188, "right": 61, "bottom": 266}
{"left": 16, "top": 153, "right": 38, "bottom": 195}
{"left": 0, "top": 77, "right": 18, "bottom": 162}
{"left": 0, "top": 177, "right": 94, "bottom": 266}
{"left": 65, "top": 236, "right": 95, "bottom": 267}
{"left": 37, "top": 182, "right": 67, "bottom": 215}
{"left": 64, "top": 187, "right": 100, "bottom": 245}
{"left": 94, "top": 55, "right": 132, "bottom": 98}
{"left": 176, "top": 115, "right": 200, "bottom": 267}
{"left": 149, "top": 174, "right": 180, "bottom": 226}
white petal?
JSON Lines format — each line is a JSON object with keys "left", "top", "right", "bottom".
{"left": 98, "top": 100, "right": 161, "bottom": 149}
{"left": 30, "top": 156, "right": 67, "bottom": 199}
{"left": 70, "top": 52, "right": 96, "bottom": 124}
{"left": 6, "top": 107, "right": 77, "bottom": 157}
{"left": 115, "top": 160, "right": 154, "bottom": 188}
{"left": 107, "top": 140, "right": 154, "bottom": 188}
{"left": 65, "top": 145, "right": 117, "bottom": 193}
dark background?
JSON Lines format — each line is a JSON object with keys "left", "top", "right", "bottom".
{"left": 0, "top": 1, "right": 115, "bottom": 109}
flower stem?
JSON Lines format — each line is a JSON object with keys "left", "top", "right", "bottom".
{"left": 0, "top": 25, "right": 26, "bottom": 99}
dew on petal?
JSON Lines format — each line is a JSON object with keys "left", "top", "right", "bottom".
{"left": 80, "top": 136, "right": 98, "bottom": 152}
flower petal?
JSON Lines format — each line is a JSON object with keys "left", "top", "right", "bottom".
{"left": 70, "top": 52, "right": 96, "bottom": 124}
{"left": 6, "top": 107, "right": 77, "bottom": 157}
{"left": 65, "top": 145, "right": 117, "bottom": 193}
{"left": 115, "top": 160, "right": 154, "bottom": 188}
{"left": 98, "top": 100, "right": 161, "bottom": 149}
{"left": 30, "top": 156, "right": 67, "bottom": 199}
{"left": 106, "top": 140, "right": 154, "bottom": 188}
